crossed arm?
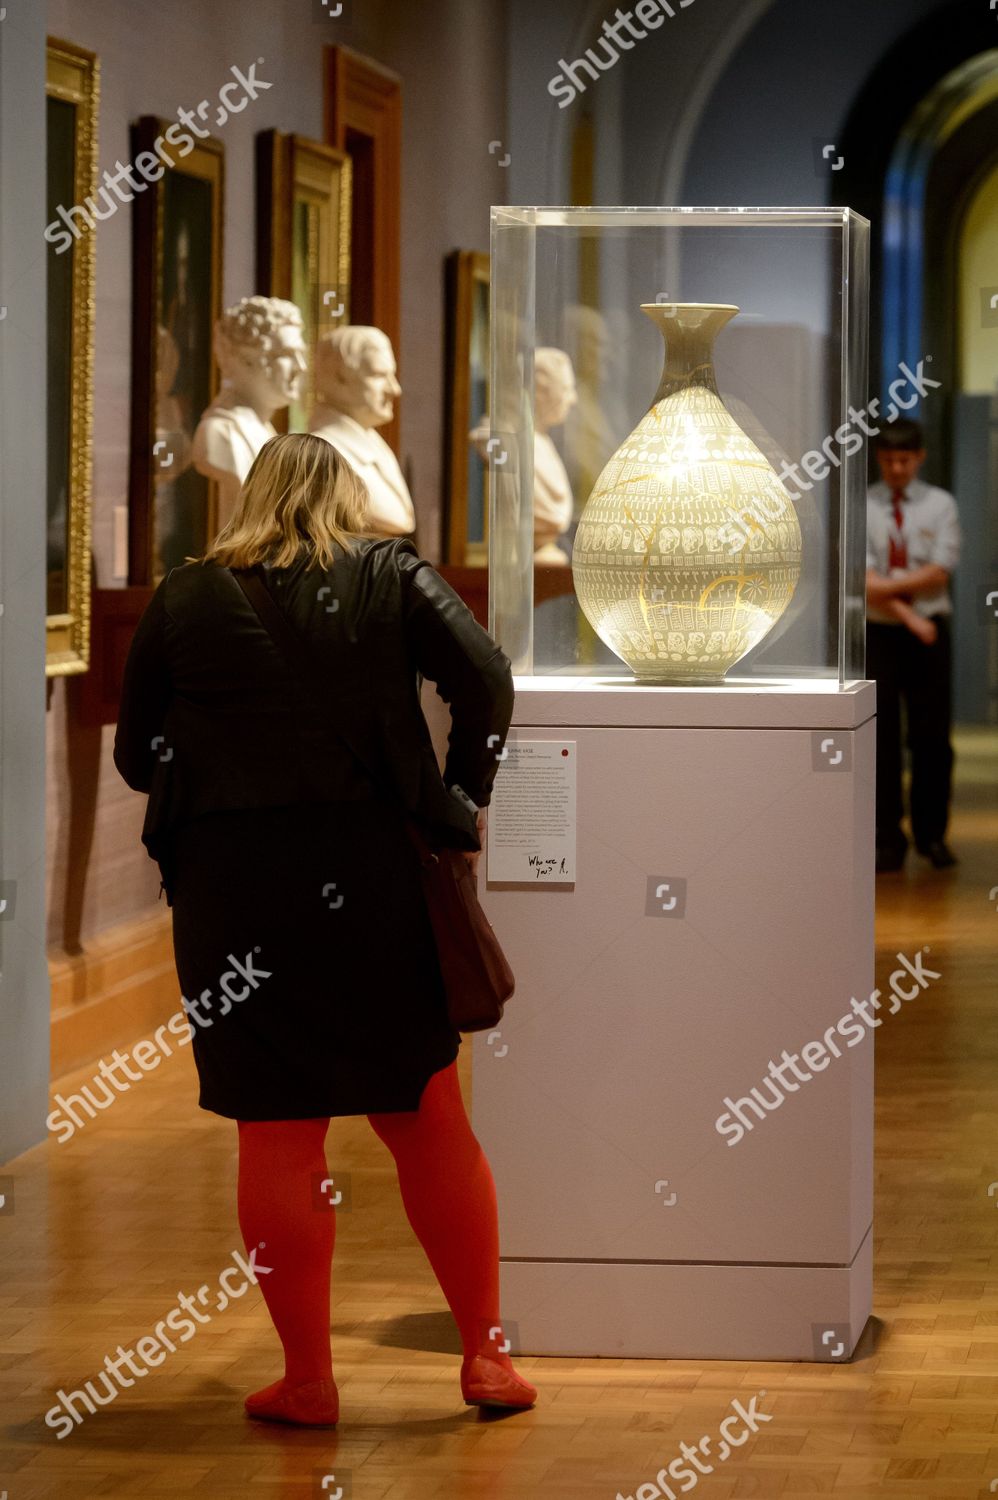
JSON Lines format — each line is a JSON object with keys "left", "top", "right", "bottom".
{"left": 866, "top": 563, "right": 950, "bottom": 607}
{"left": 866, "top": 565, "right": 950, "bottom": 645}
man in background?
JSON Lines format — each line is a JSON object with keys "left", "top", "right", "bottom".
{"left": 866, "top": 419, "right": 961, "bottom": 873}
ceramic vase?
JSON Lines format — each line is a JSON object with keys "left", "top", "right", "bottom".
{"left": 571, "top": 303, "right": 802, "bottom": 683}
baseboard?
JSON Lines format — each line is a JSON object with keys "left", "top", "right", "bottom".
{"left": 48, "top": 908, "right": 180, "bottom": 1080}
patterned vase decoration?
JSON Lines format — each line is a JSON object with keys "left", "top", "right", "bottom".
{"left": 571, "top": 303, "right": 802, "bottom": 683}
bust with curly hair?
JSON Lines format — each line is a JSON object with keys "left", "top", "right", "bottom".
{"left": 193, "top": 295, "right": 308, "bottom": 533}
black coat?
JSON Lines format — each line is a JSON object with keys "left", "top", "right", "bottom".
{"left": 113, "top": 536, "right": 515, "bottom": 896}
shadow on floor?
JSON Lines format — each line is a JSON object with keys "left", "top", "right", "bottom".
{"left": 370, "top": 1309, "right": 461, "bottom": 1354}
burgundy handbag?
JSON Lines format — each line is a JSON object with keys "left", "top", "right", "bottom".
{"left": 401, "top": 816, "right": 516, "bottom": 1032}
{"left": 230, "top": 566, "right": 515, "bottom": 1033}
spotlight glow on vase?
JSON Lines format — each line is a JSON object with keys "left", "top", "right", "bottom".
{"left": 571, "top": 303, "right": 802, "bottom": 683}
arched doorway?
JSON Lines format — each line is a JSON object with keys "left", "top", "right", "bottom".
{"left": 836, "top": 14, "right": 998, "bottom": 723}
{"left": 882, "top": 56, "right": 998, "bottom": 725}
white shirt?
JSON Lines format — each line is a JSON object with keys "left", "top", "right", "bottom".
{"left": 866, "top": 479, "right": 960, "bottom": 624}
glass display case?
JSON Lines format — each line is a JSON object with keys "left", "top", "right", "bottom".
{"left": 488, "top": 207, "right": 870, "bottom": 685}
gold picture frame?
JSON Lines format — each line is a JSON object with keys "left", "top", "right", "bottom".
{"left": 45, "top": 38, "right": 98, "bottom": 676}
{"left": 128, "top": 116, "right": 225, "bottom": 585}
{"left": 444, "top": 250, "right": 490, "bottom": 566}
{"left": 256, "top": 131, "right": 352, "bottom": 432}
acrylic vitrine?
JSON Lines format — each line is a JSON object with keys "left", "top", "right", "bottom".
{"left": 474, "top": 206, "right": 875, "bottom": 1362}
{"left": 487, "top": 206, "right": 870, "bottom": 685}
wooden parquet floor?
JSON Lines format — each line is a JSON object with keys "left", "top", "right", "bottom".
{"left": 2, "top": 731, "right": 996, "bottom": 1499}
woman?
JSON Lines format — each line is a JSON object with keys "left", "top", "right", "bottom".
{"left": 113, "top": 432, "right": 536, "bottom": 1427}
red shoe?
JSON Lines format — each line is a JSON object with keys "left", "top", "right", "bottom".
{"left": 245, "top": 1376, "right": 339, "bottom": 1427}
{"left": 460, "top": 1354, "right": 537, "bottom": 1410}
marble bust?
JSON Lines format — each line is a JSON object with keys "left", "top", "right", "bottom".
{"left": 472, "top": 347, "right": 578, "bottom": 563}
{"left": 192, "top": 296, "right": 307, "bottom": 532}
{"left": 310, "top": 326, "right": 415, "bottom": 537}
{"left": 533, "top": 347, "right": 578, "bottom": 565}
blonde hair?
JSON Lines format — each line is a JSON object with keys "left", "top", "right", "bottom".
{"left": 202, "top": 432, "right": 371, "bottom": 571}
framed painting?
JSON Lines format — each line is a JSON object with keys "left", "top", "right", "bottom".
{"left": 323, "top": 46, "right": 402, "bottom": 451}
{"left": 45, "top": 38, "right": 98, "bottom": 676}
{"left": 128, "top": 116, "right": 224, "bottom": 585}
{"left": 256, "top": 130, "right": 352, "bottom": 433}
{"left": 443, "top": 250, "right": 490, "bottom": 566}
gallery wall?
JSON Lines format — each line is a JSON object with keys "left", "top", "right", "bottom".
{"left": 502, "top": 0, "right": 970, "bottom": 388}
{"left": 44, "top": 0, "right": 507, "bottom": 949}
{"left": 503, "top": 0, "right": 957, "bottom": 210}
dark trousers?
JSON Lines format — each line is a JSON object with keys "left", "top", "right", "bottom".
{"left": 866, "top": 618, "right": 954, "bottom": 850}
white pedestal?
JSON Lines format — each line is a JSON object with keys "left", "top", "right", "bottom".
{"left": 474, "top": 676, "right": 875, "bottom": 1362}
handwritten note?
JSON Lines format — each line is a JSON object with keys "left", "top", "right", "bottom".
{"left": 487, "top": 740, "right": 576, "bottom": 884}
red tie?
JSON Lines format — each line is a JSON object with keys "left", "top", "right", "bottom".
{"left": 888, "top": 489, "right": 907, "bottom": 570}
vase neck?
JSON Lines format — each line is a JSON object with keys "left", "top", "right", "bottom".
{"left": 641, "top": 303, "right": 738, "bottom": 403}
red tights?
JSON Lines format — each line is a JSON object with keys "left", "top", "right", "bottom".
{"left": 236, "top": 1061, "right": 507, "bottom": 1385}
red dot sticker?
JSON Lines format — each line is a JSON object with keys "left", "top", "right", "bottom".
{"left": 562, "top": 748, "right": 570, "bottom": 756}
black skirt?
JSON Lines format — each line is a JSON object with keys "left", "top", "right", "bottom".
{"left": 169, "top": 800, "right": 461, "bottom": 1120}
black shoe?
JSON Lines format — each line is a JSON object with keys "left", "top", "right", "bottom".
{"left": 875, "top": 841, "right": 908, "bottom": 873}
{"left": 917, "top": 840, "right": 957, "bottom": 869}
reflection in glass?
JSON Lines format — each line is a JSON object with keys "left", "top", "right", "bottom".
{"left": 465, "top": 276, "right": 490, "bottom": 553}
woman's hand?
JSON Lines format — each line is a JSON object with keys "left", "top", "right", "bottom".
{"left": 462, "top": 808, "right": 487, "bottom": 879}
